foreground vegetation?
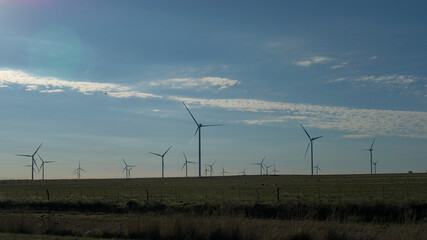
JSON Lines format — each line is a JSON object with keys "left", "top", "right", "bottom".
{"left": 0, "top": 173, "right": 425, "bottom": 239}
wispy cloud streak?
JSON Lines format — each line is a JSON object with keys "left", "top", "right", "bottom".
{"left": 0, "top": 69, "right": 161, "bottom": 98}
{"left": 295, "top": 56, "right": 332, "bottom": 67}
{"left": 150, "top": 77, "right": 240, "bottom": 90}
{"left": 172, "top": 96, "right": 427, "bottom": 138}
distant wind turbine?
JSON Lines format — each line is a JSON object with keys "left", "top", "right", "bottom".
{"left": 207, "top": 161, "right": 216, "bottom": 177}
{"left": 73, "top": 161, "right": 86, "bottom": 179}
{"left": 16, "top": 143, "right": 43, "bottom": 180}
{"left": 254, "top": 157, "right": 265, "bottom": 175}
{"left": 313, "top": 160, "right": 322, "bottom": 175}
{"left": 301, "top": 124, "right": 323, "bottom": 175}
{"left": 149, "top": 146, "right": 172, "bottom": 178}
{"left": 271, "top": 164, "right": 279, "bottom": 175}
{"left": 183, "top": 102, "right": 223, "bottom": 177}
{"left": 220, "top": 165, "right": 229, "bottom": 176}
{"left": 122, "top": 158, "right": 135, "bottom": 179}
{"left": 181, "top": 152, "right": 196, "bottom": 177}
{"left": 362, "top": 138, "right": 375, "bottom": 174}
{"left": 37, "top": 153, "right": 55, "bottom": 180}
{"left": 373, "top": 159, "right": 379, "bottom": 174}
{"left": 264, "top": 163, "right": 273, "bottom": 175}
{"left": 239, "top": 167, "right": 247, "bottom": 176}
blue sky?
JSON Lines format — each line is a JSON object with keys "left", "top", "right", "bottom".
{"left": 0, "top": 0, "right": 426, "bottom": 179}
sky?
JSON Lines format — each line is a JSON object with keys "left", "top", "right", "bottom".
{"left": 0, "top": 0, "right": 426, "bottom": 179}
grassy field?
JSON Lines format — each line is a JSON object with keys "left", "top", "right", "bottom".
{"left": 0, "top": 173, "right": 426, "bottom": 204}
{"left": 0, "top": 173, "right": 425, "bottom": 240}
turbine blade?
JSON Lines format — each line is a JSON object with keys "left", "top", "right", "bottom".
{"left": 37, "top": 153, "right": 44, "bottom": 163}
{"left": 183, "top": 102, "right": 199, "bottom": 126}
{"left": 202, "top": 124, "right": 224, "bottom": 127}
{"left": 181, "top": 162, "right": 186, "bottom": 170}
{"left": 304, "top": 142, "right": 310, "bottom": 158}
{"left": 163, "top": 146, "right": 172, "bottom": 156}
{"left": 183, "top": 152, "right": 188, "bottom": 162}
{"left": 33, "top": 143, "right": 43, "bottom": 156}
{"left": 45, "top": 161, "right": 55, "bottom": 163}
{"left": 81, "top": 168, "right": 86, "bottom": 173}
{"left": 16, "top": 154, "right": 32, "bottom": 157}
{"left": 312, "top": 136, "right": 323, "bottom": 140}
{"left": 149, "top": 152, "right": 162, "bottom": 157}
{"left": 300, "top": 124, "right": 311, "bottom": 139}
{"left": 371, "top": 138, "right": 376, "bottom": 149}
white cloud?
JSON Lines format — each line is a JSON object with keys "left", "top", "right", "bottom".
{"left": 370, "top": 56, "right": 378, "bottom": 60}
{"left": 0, "top": 69, "right": 161, "bottom": 99}
{"left": 330, "top": 62, "right": 347, "bottom": 69}
{"left": 295, "top": 56, "right": 333, "bottom": 67}
{"left": 172, "top": 96, "right": 427, "bottom": 138}
{"left": 150, "top": 77, "right": 240, "bottom": 90}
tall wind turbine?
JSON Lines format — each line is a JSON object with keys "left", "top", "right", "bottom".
{"left": 301, "top": 124, "right": 323, "bottom": 176}
{"left": 183, "top": 102, "right": 223, "bottom": 177}
{"left": 181, "top": 152, "right": 196, "bottom": 177}
{"left": 16, "top": 143, "right": 43, "bottom": 180}
{"left": 37, "top": 153, "right": 55, "bottom": 180}
{"left": 362, "top": 138, "right": 375, "bottom": 174}
{"left": 122, "top": 158, "right": 135, "bottom": 179}
{"left": 253, "top": 157, "right": 265, "bottom": 175}
{"left": 149, "top": 146, "right": 172, "bottom": 178}
{"left": 73, "top": 161, "right": 86, "bottom": 179}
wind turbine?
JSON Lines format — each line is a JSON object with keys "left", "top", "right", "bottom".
{"left": 301, "top": 124, "right": 323, "bottom": 176}
{"left": 239, "top": 167, "right": 247, "bottom": 176}
{"left": 16, "top": 143, "right": 43, "bottom": 180}
{"left": 149, "top": 146, "right": 172, "bottom": 178}
{"left": 73, "top": 161, "right": 86, "bottom": 179}
{"left": 181, "top": 152, "right": 196, "bottom": 177}
{"left": 37, "top": 153, "right": 55, "bottom": 180}
{"left": 373, "top": 159, "right": 379, "bottom": 174}
{"left": 203, "top": 164, "right": 208, "bottom": 177}
{"left": 220, "top": 165, "right": 229, "bottom": 176}
{"left": 207, "top": 161, "right": 216, "bottom": 177}
{"left": 362, "top": 138, "right": 375, "bottom": 174}
{"left": 253, "top": 157, "right": 265, "bottom": 175}
{"left": 183, "top": 102, "right": 223, "bottom": 177}
{"left": 271, "top": 164, "right": 279, "bottom": 175}
{"left": 313, "top": 160, "right": 322, "bottom": 175}
{"left": 264, "top": 163, "right": 273, "bottom": 175}
{"left": 122, "top": 158, "right": 135, "bottom": 179}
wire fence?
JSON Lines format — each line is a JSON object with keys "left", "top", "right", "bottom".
{"left": 0, "top": 183, "right": 425, "bottom": 205}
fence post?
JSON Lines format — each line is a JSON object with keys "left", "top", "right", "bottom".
{"left": 146, "top": 189, "right": 149, "bottom": 202}
{"left": 46, "top": 189, "right": 50, "bottom": 201}
{"left": 256, "top": 188, "right": 259, "bottom": 202}
{"left": 277, "top": 187, "right": 280, "bottom": 202}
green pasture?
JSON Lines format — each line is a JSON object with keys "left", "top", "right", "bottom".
{"left": 0, "top": 173, "right": 426, "bottom": 205}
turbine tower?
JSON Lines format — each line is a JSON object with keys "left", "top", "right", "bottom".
{"left": 16, "top": 143, "right": 43, "bottom": 180}
{"left": 253, "top": 157, "right": 265, "bottom": 175}
{"left": 181, "top": 152, "right": 196, "bottom": 177}
{"left": 362, "top": 138, "right": 375, "bottom": 174}
{"left": 301, "top": 124, "right": 323, "bottom": 175}
{"left": 264, "top": 163, "right": 273, "bottom": 175}
{"left": 37, "top": 153, "right": 55, "bottom": 180}
{"left": 149, "top": 146, "right": 172, "bottom": 178}
{"left": 183, "top": 102, "right": 223, "bottom": 177}
{"left": 73, "top": 161, "right": 86, "bottom": 179}
{"left": 122, "top": 158, "right": 135, "bottom": 179}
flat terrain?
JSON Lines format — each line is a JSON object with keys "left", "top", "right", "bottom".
{"left": 0, "top": 173, "right": 426, "bottom": 204}
{"left": 0, "top": 173, "right": 425, "bottom": 240}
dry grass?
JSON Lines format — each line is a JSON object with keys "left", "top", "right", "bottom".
{"left": 0, "top": 212, "right": 425, "bottom": 240}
